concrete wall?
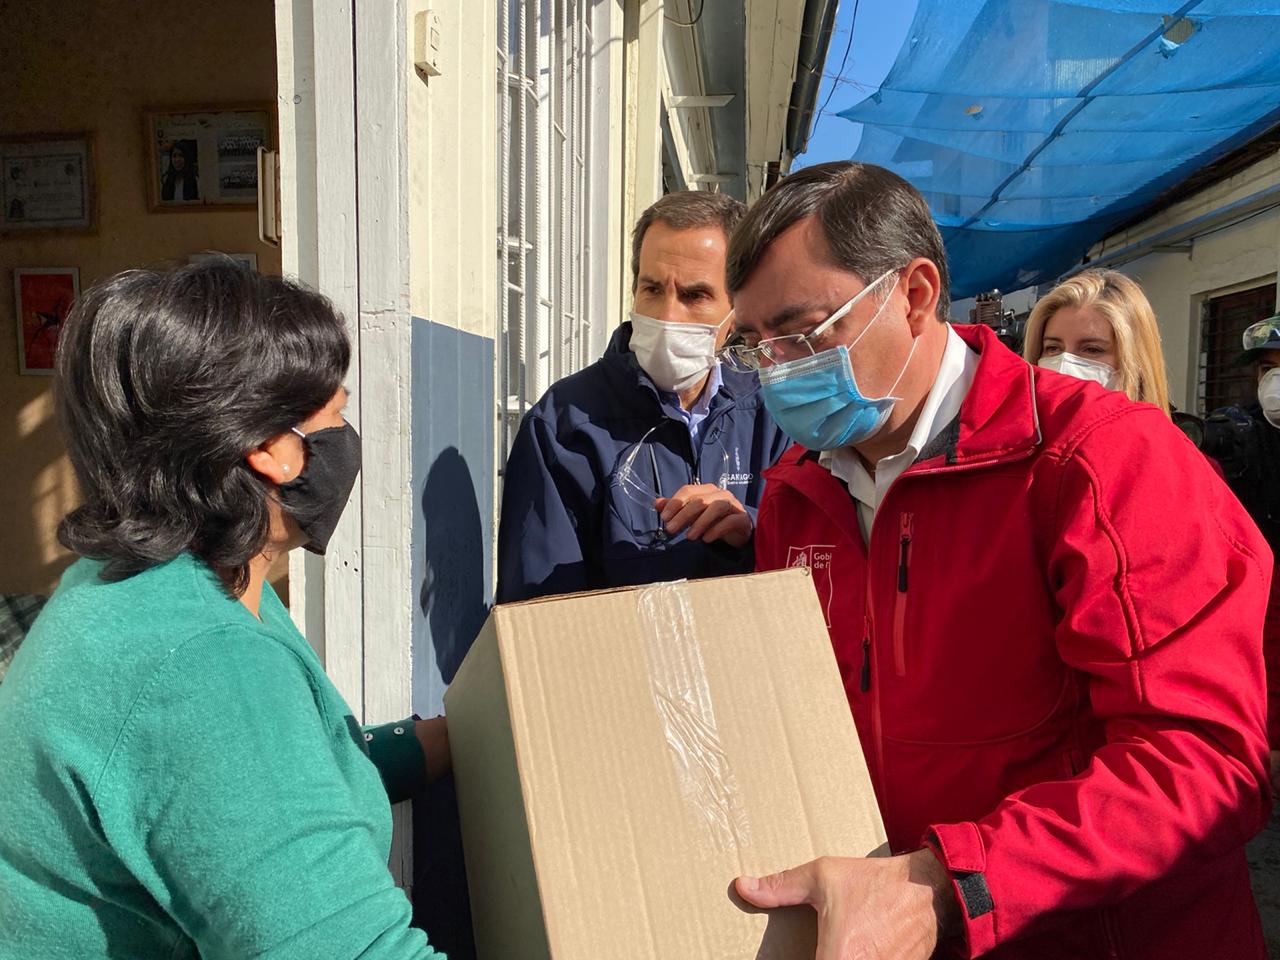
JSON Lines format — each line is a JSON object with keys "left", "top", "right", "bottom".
{"left": 402, "top": 8, "right": 636, "bottom": 948}
{"left": 744, "top": 0, "right": 806, "bottom": 198}
{"left": 1, "top": 0, "right": 280, "bottom": 595}
{"left": 405, "top": 0, "right": 499, "bottom": 719}
{"left": 404, "top": 0, "right": 634, "bottom": 717}
{"left": 1084, "top": 152, "right": 1280, "bottom": 411}
{"left": 403, "top": 4, "right": 498, "bottom": 951}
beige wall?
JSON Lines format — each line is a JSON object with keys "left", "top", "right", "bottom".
{"left": 0, "top": 0, "right": 280, "bottom": 595}
{"left": 1116, "top": 218, "right": 1278, "bottom": 412}
{"left": 407, "top": 0, "right": 497, "bottom": 336}
{"left": 1089, "top": 153, "right": 1280, "bottom": 411}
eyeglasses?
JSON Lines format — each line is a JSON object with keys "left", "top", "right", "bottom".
{"left": 719, "top": 269, "right": 899, "bottom": 372}
{"left": 1242, "top": 318, "right": 1280, "bottom": 352}
{"left": 613, "top": 425, "right": 732, "bottom": 546}
{"left": 613, "top": 425, "right": 678, "bottom": 545}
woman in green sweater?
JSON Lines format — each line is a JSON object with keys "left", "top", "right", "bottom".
{"left": 0, "top": 261, "right": 448, "bottom": 959}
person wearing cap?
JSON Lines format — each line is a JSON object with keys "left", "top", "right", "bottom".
{"left": 1202, "top": 317, "right": 1280, "bottom": 787}
{"left": 495, "top": 191, "right": 789, "bottom": 603}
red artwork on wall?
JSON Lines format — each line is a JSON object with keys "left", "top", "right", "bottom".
{"left": 14, "top": 268, "right": 78, "bottom": 375}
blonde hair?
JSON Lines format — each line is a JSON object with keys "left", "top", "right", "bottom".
{"left": 1023, "top": 269, "right": 1171, "bottom": 417}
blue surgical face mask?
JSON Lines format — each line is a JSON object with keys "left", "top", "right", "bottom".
{"left": 758, "top": 287, "right": 916, "bottom": 450}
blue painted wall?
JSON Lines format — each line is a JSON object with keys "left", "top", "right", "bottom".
{"left": 410, "top": 316, "right": 495, "bottom": 715}
{"left": 409, "top": 316, "right": 494, "bottom": 959}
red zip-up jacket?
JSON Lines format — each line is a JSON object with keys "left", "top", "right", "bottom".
{"left": 755, "top": 325, "right": 1273, "bottom": 959}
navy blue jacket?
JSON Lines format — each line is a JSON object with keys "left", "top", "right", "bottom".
{"left": 496, "top": 323, "right": 791, "bottom": 603}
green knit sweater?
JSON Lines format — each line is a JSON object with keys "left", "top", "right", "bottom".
{"left": 0, "top": 554, "right": 445, "bottom": 960}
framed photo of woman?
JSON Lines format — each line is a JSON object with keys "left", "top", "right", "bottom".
{"left": 144, "top": 104, "right": 276, "bottom": 212}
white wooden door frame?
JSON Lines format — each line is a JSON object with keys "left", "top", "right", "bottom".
{"left": 276, "top": 0, "right": 364, "bottom": 704}
{"left": 276, "top": 0, "right": 415, "bottom": 885}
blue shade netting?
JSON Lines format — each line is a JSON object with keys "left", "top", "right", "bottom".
{"left": 839, "top": 1, "right": 1280, "bottom": 297}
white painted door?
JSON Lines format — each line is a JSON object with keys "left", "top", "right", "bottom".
{"left": 274, "top": 0, "right": 415, "bottom": 886}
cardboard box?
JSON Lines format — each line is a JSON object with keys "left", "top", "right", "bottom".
{"left": 444, "top": 568, "right": 886, "bottom": 959}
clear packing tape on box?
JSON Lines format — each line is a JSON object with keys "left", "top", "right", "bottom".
{"left": 637, "top": 580, "right": 752, "bottom": 854}
{"left": 445, "top": 568, "right": 890, "bottom": 960}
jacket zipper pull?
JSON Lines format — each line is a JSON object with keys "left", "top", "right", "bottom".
{"left": 860, "top": 615, "right": 872, "bottom": 692}
{"left": 897, "top": 513, "right": 913, "bottom": 593}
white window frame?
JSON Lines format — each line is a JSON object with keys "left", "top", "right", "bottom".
{"left": 497, "top": 0, "right": 611, "bottom": 463}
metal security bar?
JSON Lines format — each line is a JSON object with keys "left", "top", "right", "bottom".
{"left": 498, "top": 0, "right": 597, "bottom": 468}
{"left": 1197, "top": 284, "right": 1276, "bottom": 414}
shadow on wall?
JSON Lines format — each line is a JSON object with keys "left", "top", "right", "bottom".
{"left": 6, "top": 389, "right": 78, "bottom": 596}
{"left": 418, "top": 446, "right": 489, "bottom": 684}
{"left": 415, "top": 446, "right": 487, "bottom": 960}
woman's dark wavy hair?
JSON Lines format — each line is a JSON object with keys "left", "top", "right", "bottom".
{"left": 55, "top": 258, "right": 350, "bottom": 594}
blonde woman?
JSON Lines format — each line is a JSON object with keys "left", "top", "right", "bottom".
{"left": 1023, "top": 268, "right": 1172, "bottom": 417}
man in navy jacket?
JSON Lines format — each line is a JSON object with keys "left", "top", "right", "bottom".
{"left": 496, "top": 192, "right": 791, "bottom": 603}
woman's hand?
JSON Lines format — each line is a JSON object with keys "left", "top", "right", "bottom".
{"left": 414, "top": 716, "right": 451, "bottom": 782}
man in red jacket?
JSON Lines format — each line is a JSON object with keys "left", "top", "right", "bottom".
{"left": 723, "top": 162, "right": 1273, "bottom": 959}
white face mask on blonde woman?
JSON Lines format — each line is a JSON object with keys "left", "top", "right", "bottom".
{"left": 1038, "top": 304, "right": 1120, "bottom": 391}
{"left": 1037, "top": 351, "right": 1120, "bottom": 390}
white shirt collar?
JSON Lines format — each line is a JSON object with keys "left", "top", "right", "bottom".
{"left": 820, "top": 324, "right": 977, "bottom": 541}
{"left": 663, "top": 362, "right": 723, "bottom": 443}
{"left": 691, "top": 361, "right": 723, "bottom": 419}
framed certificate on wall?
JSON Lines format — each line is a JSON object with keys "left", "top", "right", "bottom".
{"left": 0, "top": 134, "right": 95, "bottom": 233}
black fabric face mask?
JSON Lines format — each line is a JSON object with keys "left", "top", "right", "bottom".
{"left": 278, "top": 422, "right": 362, "bottom": 554}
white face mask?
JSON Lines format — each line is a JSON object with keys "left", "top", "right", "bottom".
{"left": 1038, "top": 351, "right": 1120, "bottom": 391}
{"left": 628, "top": 313, "right": 722, "bottom": 393}
{"left": 1259, "top": 368, "right": 1280, "bottom": 429}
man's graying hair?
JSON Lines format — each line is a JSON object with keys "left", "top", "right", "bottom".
{"left": 726, "top": 161, "right": 951, "bottom": 321}
{"left": 631, "top": 191, "right": 747, "bottom": 290}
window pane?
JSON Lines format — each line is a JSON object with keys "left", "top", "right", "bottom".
{"left": 1200, "top": 284, "right": 1276, "bottom": 414}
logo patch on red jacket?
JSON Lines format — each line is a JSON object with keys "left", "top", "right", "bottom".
{"left": 787, "top": 544, "right": 836, "bottom": 627}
